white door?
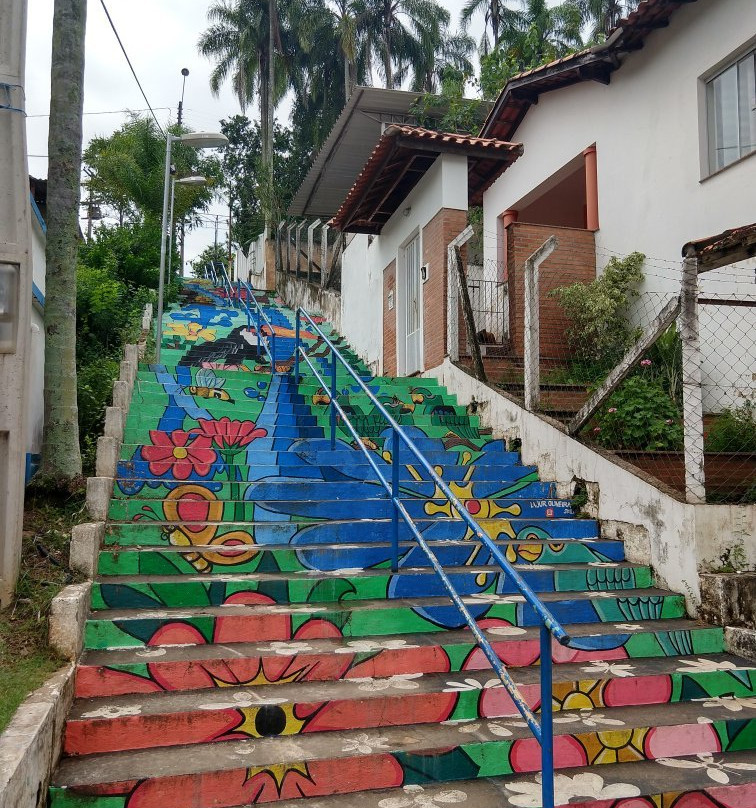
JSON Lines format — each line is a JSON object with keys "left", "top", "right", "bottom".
{"left": 404, "top": 235, "right": 423, "bottom": 375}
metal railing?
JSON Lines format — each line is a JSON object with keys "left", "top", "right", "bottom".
{"left": 233, "top": 280, "right": 277, "bottom": 370}
{"left": 293, "top": 307, "right": 599, "bottom": 808}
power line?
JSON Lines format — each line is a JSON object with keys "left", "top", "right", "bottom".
{"left": 98, "top": 0, "right": 166, "bottom": 136}
{"left": 27, "top": 106, "right": 171, "bottom": 119}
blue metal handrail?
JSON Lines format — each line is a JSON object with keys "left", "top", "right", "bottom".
{"left": 294, "top": 306, "right": 578, "bottom": 808}
{"left": 236, "top": 280, "right": 277, "bottom": 371}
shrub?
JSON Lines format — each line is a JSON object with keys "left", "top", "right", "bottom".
{"left": 706, "top": 401, "right": 756, "bottom": 453}
{"left": 589, "top": 374, "right": 684, "bottom": 451}
{"left": 551, "top": 252, "right": 645, "bottom": 366}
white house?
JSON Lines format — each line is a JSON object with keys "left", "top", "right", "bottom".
{"left": 479, "top": 0, "right": 756, "bottom": 411}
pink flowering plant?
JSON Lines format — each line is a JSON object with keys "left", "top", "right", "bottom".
{"left": 589, "top": 370, "right": 683, "bottom": 451}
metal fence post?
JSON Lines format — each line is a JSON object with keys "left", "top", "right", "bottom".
{"left": 540, "top": 624, "right": 555, "bottom": 808}
{"left": 681, "top": 250, "right": 706, "bottom": 503}
{"left": 294, "top": 313, "right": 300, "bottom": 384}
{"left": 330, "top": 349, "right": 337, "bottom": 449}
{"left": 320, "top": 224, "right": 329, "bottom": 288}
{"left": 307, "top": 219, "right": 321, "bottom": 284}
{"left": 295, "top": 221, "right": 306, "bottom": 278}
{"left": 524, "top": 236, "right": 558, "bottom": 412}
{"left": 391, "top": 429, "right": 400, "bottom": 572}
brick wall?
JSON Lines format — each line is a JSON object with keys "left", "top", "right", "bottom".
{"left": 422, "top": 208, "right": 467, "bottom": 372}
{"left": 507, "top": 222, "right": 596, "bottom": 359}
{"left": 383, "top": 260, "right": 397, "bottom": 376}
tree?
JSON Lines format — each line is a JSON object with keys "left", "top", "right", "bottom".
{"left": 579, "top": 0, "right": 638, "bottom": 42}
{"left": 220, "top": 115, "right": 311, "bottom": 248}
{"left": 198, "top": 0, "right": 290, "bottom": 220}
{"left": 190, "top": 244, "right": 231, "bottom": 278}
{"left": 40, "top": 0, "right": 88, "bottom": 481}
{"left": 83, "top": 117, "right": 220, "bottom": 226}
{"left": 479, "top": 0, "right": 584, "bottom": 98}
{"left": 460, "top": 0, "right": 520, "bottom": 55}
{"left": 363, "top": 0, "right": 450, "bottom": 88}
{"left": 410, "top": 66, "right": 482, "bottom": 133}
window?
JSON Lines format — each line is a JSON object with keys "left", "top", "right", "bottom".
{"left": 706, "top": 47, "right": 756, "bottom": 173}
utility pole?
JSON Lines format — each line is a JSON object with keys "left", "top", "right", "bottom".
{"left": 0, "top": 0, "right": 33, "bottom": 605}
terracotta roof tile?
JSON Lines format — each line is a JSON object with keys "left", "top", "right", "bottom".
{"left": 481, "top": 0, "right": 699, "bottom": 140}
{"left": 331, "top": 125, "right": 522, "bottom": 233}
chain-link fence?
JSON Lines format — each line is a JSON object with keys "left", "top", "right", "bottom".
{"left": 451, "top": 222, "right": 756, "bottom": 504}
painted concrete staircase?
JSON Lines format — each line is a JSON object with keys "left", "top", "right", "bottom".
{"left": 50, "top": 281, "right": 756, "bottom": 808}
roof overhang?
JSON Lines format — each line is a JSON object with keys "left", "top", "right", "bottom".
{"left": 683, "top": 222, "right": 756, "bottom": 272}
{"left": 331, "top": 125, "right": 523, "bottom": 234}
{"left": 481, "top": 0, "right": 699, "bottom": 141}
{"left": 288, "top": 86, "right": 491, "bottom": 219}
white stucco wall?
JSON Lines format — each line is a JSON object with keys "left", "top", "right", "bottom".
{"left": 482, "top": 0, "right": 756, "bottom": 412}
{"left": 340, "top": 153, "right": 468, "bottom": 374}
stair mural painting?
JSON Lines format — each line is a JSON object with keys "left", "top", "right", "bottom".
{"left": 50, "top": 280, "right": 756, "bottom": 808}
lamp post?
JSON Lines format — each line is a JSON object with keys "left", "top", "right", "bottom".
{"left": 156, "top": 131, "right": 227, "bottom": 363}
{"left": 167, "top": 174, "right": 207, "bottom": 281}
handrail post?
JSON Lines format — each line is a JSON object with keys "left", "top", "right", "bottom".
{"left": 329, "top": 348, "right": 337, "bottom": 450}
{"left": 540, "top": 624, "right": 555, "bottom": 808}
{"left": 271, "top": 331, "right": 277, "bottom": 372}
{"left": 391, "top": 428, "right": 400, "bottom": 572}
{"left": 294, "top": 312, "right": 300, "bottom": 384}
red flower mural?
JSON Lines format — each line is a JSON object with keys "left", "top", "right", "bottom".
{"left": 195, "top": 417, "right": 267, "bottom": 451}
{"left": 141, "top": 430, "right": 216, "bottom": 480}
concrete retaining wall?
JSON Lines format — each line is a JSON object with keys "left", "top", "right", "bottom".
{"left": 0, "top": 666, "right": 74, "bottom": 808}
{"left": 276, "top": 271, "right": 342, "bottom": 334}
{"left": 425, "top": 358, "right": 756, "bottom": 612}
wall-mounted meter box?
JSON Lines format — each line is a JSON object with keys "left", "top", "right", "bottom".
{"left": 0, "top": 263, "right": 19, "bottom": 353}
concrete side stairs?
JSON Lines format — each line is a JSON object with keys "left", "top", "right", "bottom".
{"left": 50, "top": 280, "right": 756, "bottom": 808}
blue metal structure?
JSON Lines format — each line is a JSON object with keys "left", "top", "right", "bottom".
{"left": 290, "top": 305, "right": 602, "bottom": 808}
{"left": 233, "top": 280, "right": 277, "bottom": 370}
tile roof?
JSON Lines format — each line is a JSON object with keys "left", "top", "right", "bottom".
{"left": 683, "top": 222, "right": 756, "bottom": 271}
{"left": 481, "top": 0, "right": 700, "bottom": 141}
{"left": 331, "top": 125, "right": 523, "bottom": 234}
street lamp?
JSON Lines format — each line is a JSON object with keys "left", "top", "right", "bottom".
{"left": 167, "top": 175, "right": 208, "bottom": 283}
{"left": 156, "top": 131, "right": 228, "bottom": 363}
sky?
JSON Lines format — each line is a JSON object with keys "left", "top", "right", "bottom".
{"left": 24, "top": 0, "right": 485, "bottom": 272}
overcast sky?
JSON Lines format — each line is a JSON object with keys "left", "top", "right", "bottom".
{"left": 24, "top": 0, "right": 484, "bottom": 271}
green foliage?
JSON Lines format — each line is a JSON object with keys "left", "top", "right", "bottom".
{"left": 191, "top": 244, "right": 232, "bottom": 278}
{"left": 75, "top": 222, "right": 158, "bottom": 472}
{"left": 83, "top": 116, "right": 222, "bottom": 224}
{"left": 551, "top": 251, "right": 645, "bottom": 366}
{"left": 648, "top": 324, "right": 683, "bottom": 405}
{"left": 478, "top": 0, "right": 584, "bottom": 99}
{"left": 221, "top": 115, "right": 310, "bottom": 247}
{"left": 706, "top": 401, "right": 756, "bottom": 454}
{"left": 590, "top": 374, "right": 684, "bottom": 451}
{"left": 410, "top": 67, "right": 483, "bottom": 134}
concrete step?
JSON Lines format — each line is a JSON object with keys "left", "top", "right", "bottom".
{"left": 83, "top": 587, "right": 687, "bottom": 650}
{"left": 62, "top": 654, "right": 755, "bottom": 756}
{"left": 107, "top": 493, "right": 575, "bottom": 521}
{"left": 261, "top": 753, "right": 756, "bottom": 808}
{"left": 97, "top": 538, "right": 627, "bottom": 574}
{"left": 74, "top": 617, "right": 725, "bottom": 698}
{"left": 90, "top": 562, "right": 654, "bottom": 610}
{"left": 49, "top": 701, "right": 756, "bottom": 805}
{"left": 101, "top": 518, "right": 600, "bottom": 547}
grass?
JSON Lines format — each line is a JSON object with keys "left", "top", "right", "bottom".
{"left": 0, "top": 483, "right": 86, "bottom": 733}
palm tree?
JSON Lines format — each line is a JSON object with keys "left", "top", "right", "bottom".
{"left": 579, "top": 0, "right": 639, "bottom": 41}
{"left": 198, "top": 0, "right": 288, "bottom": 216}
{"left": 407, "top": 29, "right": 475, "bottom": 93}
{"left": 41, "top": 0, "right": 87, "bottom": 480}
{"left": 460, "top": 0, "right": 520, "bottom": 55}
{"left": 494, "top": 0, "right": 583, "bottom": 74}
{"left": 364, "top": 0, "right": 449, "bottom": 88}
